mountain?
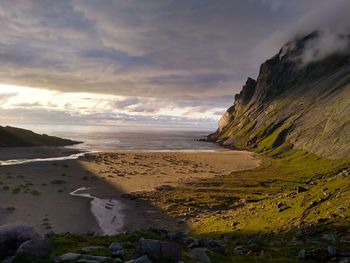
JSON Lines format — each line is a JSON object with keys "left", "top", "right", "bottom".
{"left": 209, "top": 31, "right": 350, "bottom": 159}
{"left": 0, "top": 126, "right": 80, "bottom": 147}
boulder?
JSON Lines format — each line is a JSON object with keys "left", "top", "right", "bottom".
{"left": 134, "top": 238, "right": 181, "bottom": 262}
{"left": 0, "top": 222, "right": 40, "bottom": 257}
{"left": 109, "top": 242, "right": 125, "bottom": 258}
{"left": 16, "top": 238, "right": 53, "bottom": 257}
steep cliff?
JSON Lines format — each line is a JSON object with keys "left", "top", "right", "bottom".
{"left": 209, "top": 32, "right": 350, "bottom": 159}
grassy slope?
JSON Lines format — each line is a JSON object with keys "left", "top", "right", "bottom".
{"left": 140, "top": 150, "right": 350, "bottom": 262}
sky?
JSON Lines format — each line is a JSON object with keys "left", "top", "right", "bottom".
{"left": 0, "top": 0, "right": 349, "bottom": 130}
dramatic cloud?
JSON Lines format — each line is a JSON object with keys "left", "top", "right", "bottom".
{"left": 0, "top": 0, "right": 348, "bottom": 128}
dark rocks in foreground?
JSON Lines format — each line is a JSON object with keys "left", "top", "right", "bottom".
{"left": 1, "top": 223, "right": 350, "bottom": 262}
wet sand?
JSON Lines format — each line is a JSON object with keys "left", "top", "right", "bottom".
{"left": 0, "top": 148, "right": 260, "bottom": 235}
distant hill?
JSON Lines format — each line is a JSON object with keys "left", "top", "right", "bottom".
{"left": 209, "top": 31, "right": 350, "bottom": 159}
{"left": 0, "top": 126, "right": 80, "bottom": 147}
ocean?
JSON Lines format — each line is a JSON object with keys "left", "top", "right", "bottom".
{"left": 15, "top": 124, "right": 224, "bottom": 152}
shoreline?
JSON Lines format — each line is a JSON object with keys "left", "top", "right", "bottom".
{"left": 0, "top": 147, "right": 261, "bottom": 235}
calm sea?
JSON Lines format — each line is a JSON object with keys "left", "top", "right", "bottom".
{"left": 16, "top": 124, "right": 223, "bottom": 152}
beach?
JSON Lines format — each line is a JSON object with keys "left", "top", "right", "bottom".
{"left": 0, "top": 148, "right": 260, "bottom": 235}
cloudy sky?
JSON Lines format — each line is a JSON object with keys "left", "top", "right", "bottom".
{"left": 0, "top": 0, "right": 349, "bottom": 130}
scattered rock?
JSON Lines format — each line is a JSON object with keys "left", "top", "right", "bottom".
{"left": 16, "top": 238, "right": 53, "bottom": 257}
{"left": 0, "top": 222, "right": 40, "bottom": 257}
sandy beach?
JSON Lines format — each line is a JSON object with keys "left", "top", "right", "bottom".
{"left": 0, "top": 148, "right": 260, "bottom": 235}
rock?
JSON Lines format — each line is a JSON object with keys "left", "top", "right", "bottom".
{"left": 134, "top": 238, "right": 181, "bottom": 262}
{"left": 58, "top": 252, "right": 82, "bottom": 262}
{"left": 81, "top": 246, "right": 106, "bottom": 253}
{"left": 189, "top": 248, "right": 211, "bottom": 263}
{"left": 233, "top": 245, "right": 248, "bottom": 256}
{"left": 276, "top": 202, "right": 290, "bottom": 212}
{"left": 109, "top": 242, "right": 123, "bottom": 252}
{"left": 295, "top": 229, "right": 304, "bottom": 238}
{"left": 125, "top": 255, "right": 152, "bottom": 263}
{"left": 166, "top": 231, "right": 184, "bottom": 241}
{"left": 184, "top": 237, "right": 199, "bottom": 248}
{"left": 296, "top": 186, "right": 308, "bottom": 193}
{"left": 0, "top": 222, "right": 40, "bottom": 257}
{"left": 199, "top": 239, "right": 225, "bottom": 254}
{"left": 109, "top": 242, "right": 125, "bottom": 258}
{"left": 16, "top": 238, "right": 53, "bottom": 257}
{"left": 247, "top": 238, "right": 263, "bottom": 251}
{"left": 328, "top": 246, "right": 337, "bottom": 257}
{"left": 297, "top": 248, "right": 329, "bottom": 261}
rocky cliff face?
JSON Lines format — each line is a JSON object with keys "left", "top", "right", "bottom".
{"left": 210, "top": 32, "right": 350, "bottom": 159}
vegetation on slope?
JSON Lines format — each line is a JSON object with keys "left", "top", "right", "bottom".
{"left": 0, "top": 126, "right": 80, "bottom": 147}
{"left": 142, "top": 150, "right": 350, "bottom": 262}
